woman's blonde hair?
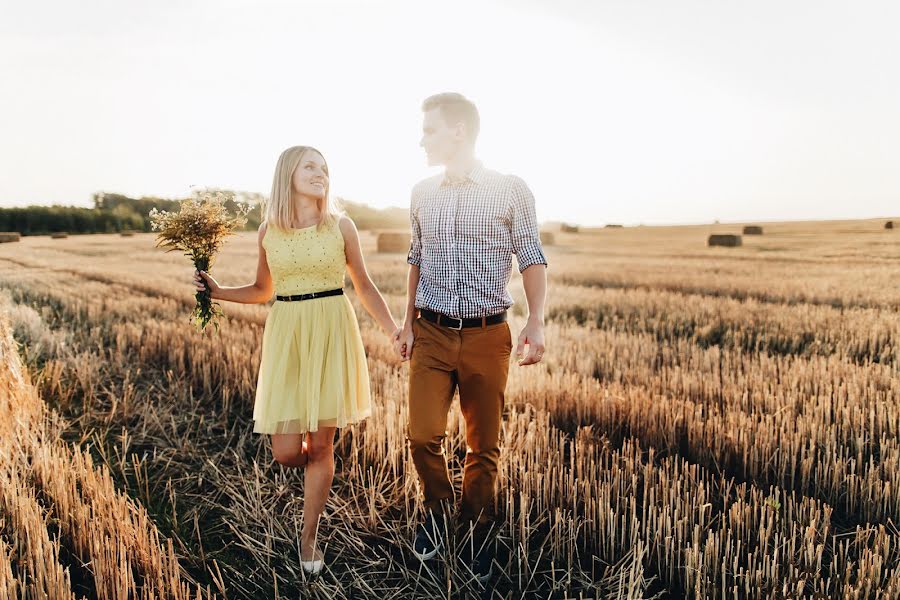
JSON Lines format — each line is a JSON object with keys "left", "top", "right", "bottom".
{"left": 263, "top": 146, "right": 342, "bottom": 232}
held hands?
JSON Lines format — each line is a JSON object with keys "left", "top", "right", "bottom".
{"left": 392, "top": 323, "right": 414, "bottom": 362}
{"left": 388, "top": 318, "right": 542, "bottom": 364}
{"left": 515, "top": 318, "right": 546, "bottom": 366}
{"left": 193, "top": 269, "right": 221, "bottom": 298}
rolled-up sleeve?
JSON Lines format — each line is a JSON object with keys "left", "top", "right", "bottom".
{"left": 507, "top": 176, "right": 548, "bottom": 272}
{"left": 407, "top": 188, "right": 422, "bottom": 266}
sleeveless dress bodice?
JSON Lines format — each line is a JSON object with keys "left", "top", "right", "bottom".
{"left": 262, "top": 220, "right": 346, "bottom": 296}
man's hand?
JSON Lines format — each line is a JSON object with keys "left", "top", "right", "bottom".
{"left": 515, "top": 319, "right": 545, "bottom": 366}
{"left": 394, "top": 324, "right": 415, "bottom": 361}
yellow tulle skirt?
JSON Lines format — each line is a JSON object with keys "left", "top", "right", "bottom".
{"left": 252, "top": 294, "right": 371, "bottom": 435}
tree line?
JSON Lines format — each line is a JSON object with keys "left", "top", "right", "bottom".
{"left": 0, "top": 191, "right": 408, "bottom": 236}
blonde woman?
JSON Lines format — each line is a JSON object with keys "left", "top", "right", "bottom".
{"left": 192, "top": 146, "right": 400, "bottom": 575}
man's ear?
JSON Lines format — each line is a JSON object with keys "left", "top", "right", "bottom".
{"left": 452, "top": 121, "right": 466, "bottom": 141}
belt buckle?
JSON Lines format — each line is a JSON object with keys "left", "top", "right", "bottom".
{"left": 448, "top": 316, "right": 463, "bottom": 330}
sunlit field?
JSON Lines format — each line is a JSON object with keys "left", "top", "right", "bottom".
{"left": 1, "top": 218, "right": 898, "bottom": 599}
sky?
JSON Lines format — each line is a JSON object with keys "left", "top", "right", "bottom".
{"left": 1, "top": 0, "right": 898, "bottom": 226}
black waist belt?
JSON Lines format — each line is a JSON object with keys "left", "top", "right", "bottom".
{"left": 276, "top": 288, "right": 343, "bottom": 302}
{"left": 419, "top": 308, "right": 507, "bottom": 330}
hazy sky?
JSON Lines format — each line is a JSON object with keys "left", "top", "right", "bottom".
{"left": 2, "top": 0, "right": 897, "bottom": 226}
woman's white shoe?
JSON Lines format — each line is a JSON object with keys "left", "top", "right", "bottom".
{"left": 301, "top": 558, "right": 324, "bottom": 575}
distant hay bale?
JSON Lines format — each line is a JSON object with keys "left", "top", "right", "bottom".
{"left": 708, "top": 234, "right": 742, "bottom": 247}
{"left": 604, "top": 224, "right": 623, "bottom": 229}
{"left": 886, "top": 221, "right": 894, "bottom": 230}
{"left": 0, "top": 232, "right": 20, "bottom": 243}
{"left": 540, "top": 231, "right": 555, "bottom": 246}
{"left": 50, "top": 232, "right": 68, "bottom": 239}
{"left": 120, "top": 230, "right": 135, "bottom": 237}
{"left": 742, "top": 226, "right": 763, "bottom": 235}
{"left": 376, "top": 232, "right": 410, "bottom": 253}
{"left": 561, "top": 223, "right": 579, "bottom": 233}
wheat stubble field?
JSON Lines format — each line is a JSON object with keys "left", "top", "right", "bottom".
{"left": 0, "top": 219, "right": 898, "bottom": 599}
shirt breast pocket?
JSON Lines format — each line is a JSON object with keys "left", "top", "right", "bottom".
{"left": 463, "top": 202, "right": 509, "bottom": 249}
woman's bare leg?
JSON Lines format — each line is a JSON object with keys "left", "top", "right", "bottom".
{"left": 300, "top": 426, "right": 336, "bottom": 561}
{"left": 271, "top": 433, "right": 309, "bottom": 468}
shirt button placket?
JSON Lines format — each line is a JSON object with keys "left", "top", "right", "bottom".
{"left": 451, "top": 188, "right": 461, "bottom": 318}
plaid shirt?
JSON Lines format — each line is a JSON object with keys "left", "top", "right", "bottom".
{"left": 407, "top": 162, "right": 548, "bottom": 318}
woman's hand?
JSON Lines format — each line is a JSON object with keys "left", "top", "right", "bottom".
{"left": 193, "top": 269, "right": 221, "bottom": 299}
{"left": 390, "top": 325, "right": 403, "bottom": 357}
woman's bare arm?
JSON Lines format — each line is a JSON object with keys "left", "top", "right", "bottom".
{"left": 338, "top": 216, "right": 399, "bottom": 335}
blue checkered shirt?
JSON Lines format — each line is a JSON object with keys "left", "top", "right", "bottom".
{"left": 407, "top": 162, "right": 548, "bottom": 318}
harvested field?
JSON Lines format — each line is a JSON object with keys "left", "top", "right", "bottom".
{"left": 1, "top": 218, "right": 898, "bottom": 598}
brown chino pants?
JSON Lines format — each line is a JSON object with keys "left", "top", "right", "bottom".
{"left": 407, "top": 314, "right": 513, "bottom": 525}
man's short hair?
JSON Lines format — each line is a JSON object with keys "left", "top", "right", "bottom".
{"left": 422, "top": 92, "right": 480, "bottom": 143}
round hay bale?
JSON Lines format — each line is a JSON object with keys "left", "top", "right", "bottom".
{"left": 742, "top": 225, "right": 763, "bottom": 235}
{"left": 539, "top": 231, "right": 555, "bottom": 246}
{"left": 377, "top": 232, "right": 410, "bottom": 253}
{"left": 561, "top": 223, "right": 579, "bottom": 233}
{"left": 708, "top": 234, "right": 742, "bottom": 247}
{"left": 120, "top": 230, "right": 135, "bottom": 237}
{"left": 886, "top": 221, "right": 894, "bottom": 230}
{"left": 50, "top": 232, "right": 68, "bottom": 239}
{"left": 0, "top": 232, "right": 21, "bottom": 243}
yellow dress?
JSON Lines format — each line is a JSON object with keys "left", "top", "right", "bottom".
{"left": 252, "top": 219, "right": 371, "bottom": 435}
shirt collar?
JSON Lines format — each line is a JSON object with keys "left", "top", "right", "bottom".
{"left": 440, "top": 161, "right": 486, "bottom": 187}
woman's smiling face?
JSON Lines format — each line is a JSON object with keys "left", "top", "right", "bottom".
{"left": 292, "top": 150, "right": 329, "bottom": 199}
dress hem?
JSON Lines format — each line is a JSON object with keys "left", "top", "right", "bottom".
{"left": 251, "top": 410, "right": 372, "bottom": 435}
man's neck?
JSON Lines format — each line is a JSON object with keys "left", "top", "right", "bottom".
{"left": 442, "top": 153, "right": 478, "bottom": 183}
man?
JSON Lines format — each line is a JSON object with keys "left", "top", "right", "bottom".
{"left": 394, "top": 92, "right": 548, "bottom": 583}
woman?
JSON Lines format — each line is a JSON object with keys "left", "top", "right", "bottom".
{"left": 193, "top": 146, "right": 400, "bottom": 575}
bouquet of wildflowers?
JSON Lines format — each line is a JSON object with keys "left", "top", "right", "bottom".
{"left": 150, "top": 190, "right": 251, "bottom": 332}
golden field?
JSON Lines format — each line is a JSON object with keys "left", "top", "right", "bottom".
{"left": 0, "top": 218, "right": 898, "bottom": 599}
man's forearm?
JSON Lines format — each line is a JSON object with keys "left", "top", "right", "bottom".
{"left": 404, "top": 265, "right": 421, "bottom": 326}
{"left": 521, "top": 264, "right": 547, "bottom": 324}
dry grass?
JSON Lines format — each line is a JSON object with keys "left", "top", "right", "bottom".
{"left": 0, "top": 312, "right": 215, "bottom": 599}
{"left": 376, "top": 232, "right": 411, "bottom": 254}
{"left": 0, "top": 218, "right": 898, "bottom": 598}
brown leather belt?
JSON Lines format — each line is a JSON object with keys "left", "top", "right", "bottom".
{"left": 419, "top": 308, "right": 507, "bottom": 330}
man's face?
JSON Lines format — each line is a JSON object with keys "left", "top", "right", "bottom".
{"left": 420, "top": 107, "right": 462, "bottom": 166}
